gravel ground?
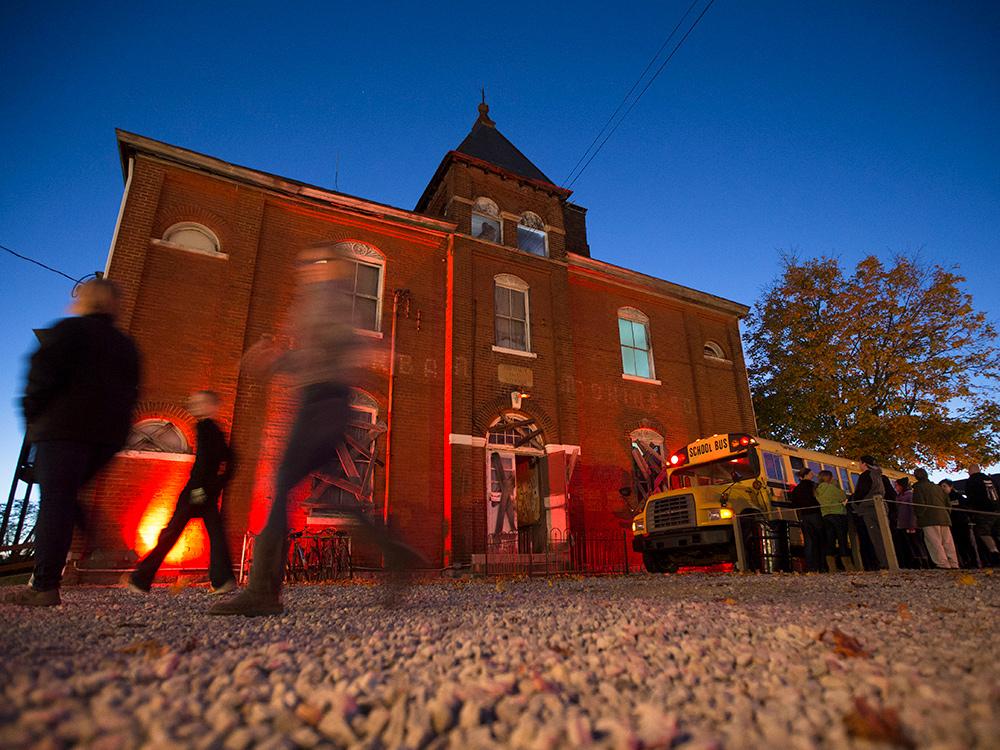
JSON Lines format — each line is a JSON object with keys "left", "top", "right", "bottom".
{"left": 1, "top": 570, "right": 999, "bottom": 750}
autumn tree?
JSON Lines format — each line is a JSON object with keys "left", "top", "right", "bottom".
{"left": 745, "top": 251, "right": 1000, "bottom": 471}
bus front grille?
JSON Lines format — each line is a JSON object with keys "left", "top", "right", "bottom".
{"left": 649, "top": 495, "right": 694, "bottom": 530}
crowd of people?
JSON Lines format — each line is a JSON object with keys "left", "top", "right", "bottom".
{"left": 789, "top": 455, "right": 1000, "bottom": 572}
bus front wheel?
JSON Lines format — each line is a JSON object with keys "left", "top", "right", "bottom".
{"left": 642, "top": 550, "right": 678, "bottom": 573}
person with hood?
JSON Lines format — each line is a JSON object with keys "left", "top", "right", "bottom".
{"left": 789, "top": 468, "right": 824, "bottom": 572}
{"left": 964, "top": 464, "right": 1000, "bottom": 566}
{"left": 912, "top": 468, "right": 959, "bottom": 568}
{"left": 848, "top": 455, "right": 897, "bottom": 570}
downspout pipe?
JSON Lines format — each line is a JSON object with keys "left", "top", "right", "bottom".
{"left": 383, "top": 289, "right": 408, "bottom": 526}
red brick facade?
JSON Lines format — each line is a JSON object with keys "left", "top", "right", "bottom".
{"left": 82, "top": 111, "right": 755, "bottom": 573}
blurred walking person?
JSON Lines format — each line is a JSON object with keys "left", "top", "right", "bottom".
{"left": 4, "top": 278, "right": 140, "bottom": 607}
{"left": 128, "top": 391, "right": 237, "bottom": 594}
{"left": 210, "top": 244, "right": 419, "bottom": 617}
{"left": 912, "top": 468, "right": 959, "bottom": 569}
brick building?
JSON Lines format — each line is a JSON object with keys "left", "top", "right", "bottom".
{"left": 84, "top": 101, "right": 755, "bottom": 573}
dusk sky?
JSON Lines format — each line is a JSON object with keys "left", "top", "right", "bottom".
{"left": 2, "top": 0, "right": 998, "bottom": 495}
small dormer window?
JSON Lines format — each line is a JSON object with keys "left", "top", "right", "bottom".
{"left": 472, "top": 197, "right": 501, "bottom": 244}
{"left": 161, "top": 222, "right": 222, "bottom": 256}
{"left": 517, "top": 212, "right": 546, "bottom": 257}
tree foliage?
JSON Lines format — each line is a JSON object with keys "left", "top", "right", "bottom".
{"left": 745, "top": 251, "right": 1000, "bottom": 471}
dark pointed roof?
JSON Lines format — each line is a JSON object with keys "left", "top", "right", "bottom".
{"left": 415, "top": 101, "right": 570, "bottom": 213}
{"left": 455, "top": 102, "right": 553, "bottom": 184}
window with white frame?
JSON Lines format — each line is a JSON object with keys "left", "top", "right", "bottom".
{"left": 332, "top": 241, "right": 385, "bottom": 333}
{"left": 161, "top": 222, "right": 222, "bottom": 256}
{"left": 517, "top": 212, "right": 546, "bottom": 256}
{"left": 471, "top": 197, "right": 501, "bottom": 244}
{"left": 704, "top": 341, "right": 725, "bottom": 360}
{"left": 618, "top": 307, "right": 654, "bottom": 379}
{"left": 494, "top": 274, "right": 531, "bottom": 352}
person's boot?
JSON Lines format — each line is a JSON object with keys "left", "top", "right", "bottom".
{"left": 840, "top": 556, "right": 856, "bottom": 573}
{"left": 209, "top": 533, "right": 286, "bottom": 616}
{"left": 825, "top": 555, "right": 838, "bottom": 573}
{"left": 2, "top": 586, "right": 61, "bottom": 607}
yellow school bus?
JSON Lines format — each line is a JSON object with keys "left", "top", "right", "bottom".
{"left": 630, "top": 433, "right": 906, "bottom": 572}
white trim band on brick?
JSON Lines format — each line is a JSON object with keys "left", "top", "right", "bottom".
{"left": 545, "top": 444, "right": 581, "bottom": 455}
{"left": 448, "top": 434, "right": 488, "bottom": 447}
{"left": 117, "top": 450, "right": 195, "bottom": 462}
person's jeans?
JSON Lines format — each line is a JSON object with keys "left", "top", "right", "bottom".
{"left": 31, "top": 440, "right": 119, "bottom": 591}
{"left": 132, "top": 488, "right": 235, "bottom": 589}
{"left": 799, "top": 510, "right": 825, "bottom": 572}
{"left": 822, "top": 514, "right": 849, "bottom": 557}
{"left": 249, "top": 383, "right": 351, "bottom": 594}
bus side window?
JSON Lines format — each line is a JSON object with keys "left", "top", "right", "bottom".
{"left": 850, "top": 472, "right": 860, "bottom": 490}
{"left": 789, "top": 456, "right": 805, "bottom": 473}
{"left": 838, "top": 467, "right": 851, "bottom": 490}
{"left": 763, "top": 451, "right": 785, "bottom": 483}
{"left": 807, "top": 460, "right": 821, "bottom": 476}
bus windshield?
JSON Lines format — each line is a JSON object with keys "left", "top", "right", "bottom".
{"left": 669, "top": 452, "right": 754, "bottom": 489}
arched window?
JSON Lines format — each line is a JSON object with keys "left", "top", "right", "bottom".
{"left": 161, "top": 222, "right": 222, "bottom": 256}
{"left": 494, "top": 274, "right": 531, "bottom": 353}
{"left": 472, "top": 197, "right": 501, "bottom": 244}
{"left": 331, "top": 241, "right": 386, "bottom": 333}
{"left": 127, "top": 419, "right": 189, "bottom": 454}
{"left": 618, "top": 307, "right": 655, "bottom": 379}
{"left": 703, "top": 341, "right": 725, "bottom": 360}
{"left": 517, "top": 212, "right": 547, "bottom": 256}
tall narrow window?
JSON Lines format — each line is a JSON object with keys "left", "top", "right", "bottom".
{"left": 494, "top": 274, "right": 531, "bottom": 352}
{"left": 517, "top": 212, "right": 547, "bottom": 256}
{"left": 472, "top": 197, "right": 501, "bottom": 244}
{"left": 332, "top": 241, "right": 385, "bottom": 333}
{"left": 618, "top": 307, "right": 654, "bottom": 379}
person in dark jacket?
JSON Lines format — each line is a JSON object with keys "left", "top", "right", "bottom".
{"left": 964, "top": 465, "right": 1000, "bottom": 566}
{"left": 940, "top": 479, "right": 980, "bottom": 568}
{"left": 128, "top": 391, "right": 237, "bottom": 594}
{"left": 848, "top": 455, "right": 897, "bottom": 570}
{"left": 894, "top": 477, "right": 929, "bottom": 568}
{"left": 4, "top": 278, "right": 140, "bottom": 607}
{"left": 789, "top": 468, "right": 824, "bottom": 572}
{"left": 912, "top": 468, "right": 958, "bottom": 568}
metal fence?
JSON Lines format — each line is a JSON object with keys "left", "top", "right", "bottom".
{"left": 239, "top": 529, "right": 352, "bottom": 584}
{"left": 482, "top": 528, "right": 633, "bottom": 576}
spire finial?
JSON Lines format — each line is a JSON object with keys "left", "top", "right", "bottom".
{"left": 477, "top": 90, "right": 495, "bottom": 127}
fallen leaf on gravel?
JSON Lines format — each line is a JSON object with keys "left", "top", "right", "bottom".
{"left": 984, "top": 569, "right": 994, "bottom": 576}
{"left": 845, "top": 603, "right": 871, "bottom": 609}
{"left": 956, "top": 574, "right": 977, "bottom": 586}
{"left": 818, "top": 629, "right": 872, "bottom": 659}
{"left": 898, "top": 604, "right": 911, "bottom": 621}
{"left": 117, "top": 621, "right": 147, "bottom": 628}
{"left": 843, "top": 696, "right": 914, "bottom": 748}
{"left": 932, "top": 606, "right": 962, "bottom": 613}
{"left": 549, "top": 645, "right": 574, "bottom": 657}
{"left": 119, "top": 639, "right": 166, "bottom": 659}
{"left": 296, "top": 703, "right": 323, "bottom": 725}
{"left": 182, "top": 637, "right": 197, "bottom": 653}
{"left": 714, "top": 597, "right": 738, "bottom": 604}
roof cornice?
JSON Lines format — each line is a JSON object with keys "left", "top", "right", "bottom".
{"left": 568, "top": 252, "right": 751, "bottom": 318}
{"left": 115, "top": 130, "right": 455, "bottom": 235}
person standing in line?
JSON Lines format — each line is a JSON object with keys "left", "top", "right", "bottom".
{"left": 894, "top": 477, "right": 929, "bottom": 569}
{"left": 912, "top": 468, "right": 959, "bottom": 569}
{"left": 4, "top": 278, "right": 141, "bottom": 607}
{"left": 128, "top": 391, "right": 237, "bottom": 594}
{"left": 848, "top": 456, "right": 897, "bottom": 570}
{"left": 815, "top": 470, "right": 853, "bottom": 572}
{"left": 210, "top": 243, "right": 421, "bottom": 617}
{"left": 964, "top": 464, "right": 1000, "bottom": 566}
{"left": 789, "top": 468, "right": 824, "bottom": 572}
{"left": 940, "top": 479, "right": 980, "bottom": 568}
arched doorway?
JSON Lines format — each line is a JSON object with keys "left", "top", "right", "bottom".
{"left": 485, "top": 412, "right": 550, "bottom": 552}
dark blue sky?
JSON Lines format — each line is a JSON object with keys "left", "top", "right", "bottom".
{"left": 2, "top": 1, "right": 998, "bottom": 482}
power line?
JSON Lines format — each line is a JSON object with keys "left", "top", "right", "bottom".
{"left": 0, "top": 243, "right": 84, "bottom": 284}
{"left": 564, "top": 0, "right": 716, "bottom": 191}
{"left": 562, "top": 0, "right": 700, "bottom": 189}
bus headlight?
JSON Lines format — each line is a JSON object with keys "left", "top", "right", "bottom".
{"left": 708, "top": 508, "right": 734, "bottom": 521}
{"left": 632, "top": 519, "right": 645, "bottom": 533}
